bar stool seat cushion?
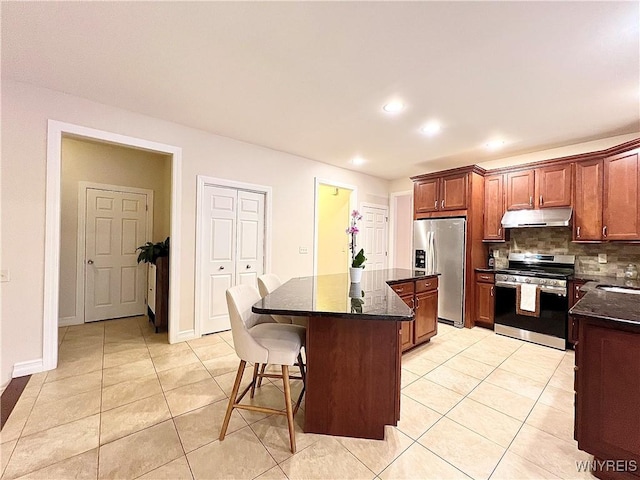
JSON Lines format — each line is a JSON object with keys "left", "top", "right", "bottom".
{"left": 249, "top": 323, "right": 305, "bottom": 366}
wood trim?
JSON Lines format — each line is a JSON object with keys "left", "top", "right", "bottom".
{"left": 411, "top": 164, "right": 486, "bottom": 181}
{"left": 415, "top": 209, "right": 467, "bottom": 220}
{"left": 488, "top": 138, "right": 640, "bottom": 176}
{"left": 1, "top": 375, "right": 30, "bottom": 430}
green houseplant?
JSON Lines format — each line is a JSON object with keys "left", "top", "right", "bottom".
{"left": 136, "top": 237, "right": 170, "bottom": 264}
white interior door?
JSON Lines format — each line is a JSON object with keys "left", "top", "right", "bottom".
{"left": 85, "top": 188, "right": 148, "bottom": 322}
{"left": 236, "top": 190, "right": 265, "bottom": 286}
{"left": 361, "top": 205, "right": 388, "bottom": 271}
{"left": 200, "top": 185, "right": 265, "bottom": 335}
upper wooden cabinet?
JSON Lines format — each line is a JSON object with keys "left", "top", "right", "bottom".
{"left": 506, "top": 164, "right": 572, "bottom": 210}
{"left": 483, "top": 174, "right": 505, "bottom": 241}
{"left": 574, "top": 159, "right": 603, "bottom": 241}
{"left": 603, "top": 148, "right": 640, "bottom": 240}
{"left": 536, "top": 163, "right": 572, "bottom": 208}
{"left": 573, "top": 149, "right": 640, "bottom": 242}
{"left": 506, "top": 170, "right": 535, "bottom": 210}
{"left": 414, "top": 172, "right": 468, "bottom": 213}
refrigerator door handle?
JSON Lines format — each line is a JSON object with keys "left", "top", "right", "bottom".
{"left": 431, "top": 230, "right": 437, "bottom": 272}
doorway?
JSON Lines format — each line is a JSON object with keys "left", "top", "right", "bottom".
{"left": 38, "top": 120, "right": 182, "bottom": 377}
{"left": 313, "top": 178, "right": 357, "bottom": 277}
{"left": 195, "top": 176, "right": 271, "bottom": 336}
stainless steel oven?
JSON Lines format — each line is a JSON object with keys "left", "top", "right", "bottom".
{"left": 493, "top": 253, "right": 575, "bottom": 350}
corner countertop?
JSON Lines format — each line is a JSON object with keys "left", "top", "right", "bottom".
{"left": 253, "top": 269, "right": 438, "bottom": 321}
{"left": 569, "top": 278, "right": 640, "bottom": 326}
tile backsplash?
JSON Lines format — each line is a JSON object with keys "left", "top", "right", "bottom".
{"left": 488, "top": 228, "right": 640, "bottom": 277}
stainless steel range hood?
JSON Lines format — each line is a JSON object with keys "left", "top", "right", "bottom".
{"left": 501, "top": 207, "right": 572, "bottom": 228}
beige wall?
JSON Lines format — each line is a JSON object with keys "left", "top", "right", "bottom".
{"left": 59, "top": 138, "right": 171, "bottom": 322}
{"left": 317, "top": 185, "right": 351, "bottom": 275}
{"left": 393, "top": 193, "right": 413, "bottom": 269}
{"left": 0, "top": 79, "right": 391, "bottom": 387}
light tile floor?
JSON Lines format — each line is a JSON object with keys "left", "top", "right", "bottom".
{"left": 0, "top": 316, "right": 595, "bottom": 480}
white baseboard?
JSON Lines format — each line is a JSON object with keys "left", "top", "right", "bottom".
{"left": 59, "top": 316, "right": 82, "bottom": 327}
{"left": 13, "top": 358, "right": 45, "bottom": 378}
{"left": 174, "top": 329, "right": 197, "bottom": 343}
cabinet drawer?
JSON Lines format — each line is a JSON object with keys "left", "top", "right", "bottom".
{"left": 475, "top": 272, "right": 495, "bottom": 283}
{"left": 390, "top": 282, "right": 414, "bottom": 296}
{"left": 416, "top": 277, "right": 438, "bottom": 293}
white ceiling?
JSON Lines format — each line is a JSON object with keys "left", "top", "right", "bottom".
{"left": 2, "top": 2, "right": 639, "bottom": 180}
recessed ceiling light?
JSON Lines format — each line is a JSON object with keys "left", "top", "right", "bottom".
{"left": 420, "top": 121, "right": 441, "bottom": 136}
{"left": 382, "top": 101, "right": 404, "bottom": 113}
{"left": 350, "top": 156, "right": 366, "bottom": 165}
{"left": 485, "top": 139, "right": 506, "bottom": 150}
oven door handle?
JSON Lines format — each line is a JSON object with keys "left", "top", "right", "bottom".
{"left": 495, "top": 281, "right": 517, "bottom": 289}
{"left": 495, "top": 281, "right": 567, "bottom": 296}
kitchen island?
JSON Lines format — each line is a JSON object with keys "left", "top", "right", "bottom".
{"left": 253, "top": 268, "right": 438, "bottom": 440}
{"left": 569, "top": 281, "right": 640, "bottom": 480}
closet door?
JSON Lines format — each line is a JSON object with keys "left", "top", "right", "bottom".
{"left": 200, "top": 186, "right": 238, "bottom": 334}
{"left": 236, "top": 190, "right": 265, "bottom": 287}
{"left": 199, "top": 185, "right": 266, "bottom": 335}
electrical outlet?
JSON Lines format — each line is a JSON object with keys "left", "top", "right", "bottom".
{"left": 0, "top": 270, "right": 10, "bottom": 282}
{"left": 598, "top": 253, "right": 607, "bottom": 264}
{"left": 299, "top": 247, "right": 309, "bottom": 255}
{"left": 493, "top": 250, "right": 500, "bottom": 259}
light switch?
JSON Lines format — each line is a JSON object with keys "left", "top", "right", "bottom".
{"left": 598, "top": 253, "right": 607, "bottom": 264}
{"left": 0, "top": 270, "right": 10, "bottom": 282}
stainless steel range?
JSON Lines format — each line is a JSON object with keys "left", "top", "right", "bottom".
{"left": 494, "top": 253, "right": 575, "bottom": 350}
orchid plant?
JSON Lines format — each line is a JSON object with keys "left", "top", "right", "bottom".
{"left": 346, "top": 210, "right": 367, "bottom": 268}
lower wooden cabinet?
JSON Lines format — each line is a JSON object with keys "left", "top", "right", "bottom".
{"left": 474, "top": 272, "right": 495, "bottom": 329}
{"left": 390, "top": 277, "right": 438, "bottom": 352}
{"left": 573, "top": 314, "right": 640, "bottom": 479}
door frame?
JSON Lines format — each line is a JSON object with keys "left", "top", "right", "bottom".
{"left": 194, "top": 175, "right": 272, "bottom": 338}
{"left": 313, "top": 178, "right": 357, "bottom": 276}
{"left": 359, "top": 202, "right": 390, "bottom": 271}
{"left": 41, "top": 120, "right": 182, "bottom": 375}
{"left": 69, "top": 182, "right": 154, "bottom": 326}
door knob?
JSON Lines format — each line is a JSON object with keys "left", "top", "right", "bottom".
{"left": 219, "top": 266, "right": 224, "bottom": 270}
{"left": 87, "top": 259, "right": 94, "bottom": 265}
{"left": 246, "top": 265, "right": 251, "bottom": 269}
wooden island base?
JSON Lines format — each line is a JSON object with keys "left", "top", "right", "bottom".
{"left": 303, "top": 316, "right": 402, "bottom": 440}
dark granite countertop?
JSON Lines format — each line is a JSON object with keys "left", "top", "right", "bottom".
{"left": 569, "top": 279, "right": 640, "bottom": 326}
{"left": 253, "top": 269, "right": 437, "bottom": 321}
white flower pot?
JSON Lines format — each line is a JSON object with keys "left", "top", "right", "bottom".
{"left": 349, "top": 267, "right": 363, "bottom": 283}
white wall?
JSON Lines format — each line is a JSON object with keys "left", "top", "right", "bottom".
{"left": 59, "top": 138, "right": 171, "bottom": 322}
{"left": 0, "top": 79, "right": 390, "bottom": 387}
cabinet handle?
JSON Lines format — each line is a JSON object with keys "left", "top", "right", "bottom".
{"left": 396, "top": 287, "right": 404, "bottom": 293}
{"left": 539, "top": 195, "right": 543, "bottom": 206}
{"left": 490, "top": 286, "right": 494, "bottom": 297}
{"left": 529, "top": 196, "right": 533, "bottom": 207}
{"left": 415, "top": 297, "right": 419, "bottom": 308}
{"left": 576, "top": 226, "right": 580, "bottom": 238}
{"left": 434, "top": 201, "right": 438, "bottom": 210}
{"left": 410, "top": 297, "right": 415, "bottom": 310}
{"left": 441, "top": 200, "right": 445, "bottom": 209}
{"left": 602, "top": 226, "right": 607, "bottom": 238}
{"left": 498, "top": 228, "right": 502, "bottom": 236}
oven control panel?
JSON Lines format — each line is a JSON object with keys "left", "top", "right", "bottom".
{"left": 495, "top": 274, "right": 567, "bottom": 295}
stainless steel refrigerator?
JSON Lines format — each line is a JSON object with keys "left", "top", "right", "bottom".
{"left": 413, "top": 218, "right": 466, "bottom": 327}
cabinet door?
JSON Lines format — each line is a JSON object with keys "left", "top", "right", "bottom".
{"left": 574, "top": 159, "right": 603, "bottom": 241}
{"left": 414, "top": 290, "right": 438, "bottom": 344}
{"left": 400, "top": 293, "right": 414, "bottom": 351}
{"left": 576, "top": 321, "right": 640, "bottom": 469}
{"left": 506, "top": 170, "right": 535, "bottom": 210}
{"left": 440, "top": 173, "right": 468, "bottom": 211}
{"left": 603, "top": 149, "right": 640, "bottom": 240}
{"left": 536, "top": 163, "right": 572, "bottom": 208}
{"left": 483, "top": 174, "right": 505, "bottom": 241}
{"left": 475, "top": 280, "right": 494, "bottom": 328}
{"left": 414, "top": 178, "right": 439, "bottom": 214}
